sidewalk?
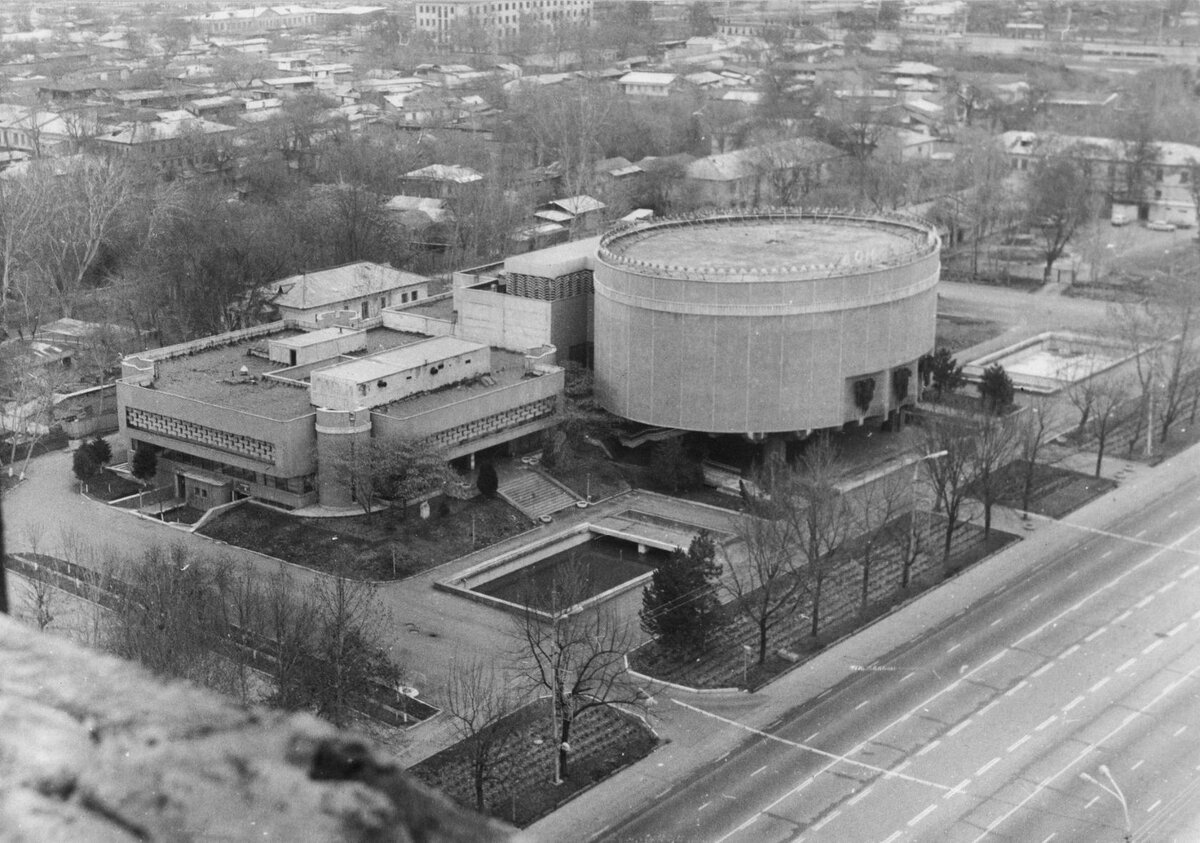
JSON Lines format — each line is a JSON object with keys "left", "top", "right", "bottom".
{"left": 529, "top": 444, "right": 1200, "bottom": 841}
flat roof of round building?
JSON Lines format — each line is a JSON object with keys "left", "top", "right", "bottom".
{"left": 601, "top": 214, "right": 935, "bottom": 276}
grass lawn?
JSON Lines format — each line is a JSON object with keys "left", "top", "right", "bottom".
{"left": 935, "top": 314, "right": 1007, "bottom": 354}
{"left": 410, "top": 699, "right": 657, "bottom": 828}
{"left": 81, "top": 469, "right": 143, "bottom": 502}
{"left": 199, "top": 496, "right": 531, "bottom": 580}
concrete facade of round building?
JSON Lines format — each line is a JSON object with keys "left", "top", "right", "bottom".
{"left": 592, "top": 210, "right": 941, "bottom": 435}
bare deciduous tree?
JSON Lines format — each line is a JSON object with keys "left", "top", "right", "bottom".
{"left": 443, "top": 655, "right": 518, "bottom": 812}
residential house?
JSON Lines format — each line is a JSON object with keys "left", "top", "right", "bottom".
{"left": 267, "top": 262, "right": 430, "bottom": 329}
{"left": 1001, "top": 130, "right": 1200, "bottom": 227}
{"left": 683, "top": 137, "right": 844, "bottom": 207}
{"left": 617, "top": 71, "right": 682, "bottom": 98}
{"left": 400, "top": 163, "right": 484, "bottom": 199}
{"left": 414, "top": 0, "right": 592, "bottom": 48}
{"left": 535, "top": 195, "right": 606, "bottom": 235}
{"left": 92, "top": 115, "right": 236, "bottom": 177}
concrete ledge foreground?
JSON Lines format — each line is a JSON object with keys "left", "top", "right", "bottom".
{"left": 0, "top": 614, "right": 521, "bottom": 842}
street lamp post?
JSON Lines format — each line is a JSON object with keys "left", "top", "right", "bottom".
{"left": 908, "top": 450, "right": 949, "bottom": 563}
{"left": 742, "top": 644, "right": 752, "bottom": 687}
{"left": 1079, "top": 764, "right": 1132, "bottom": 842}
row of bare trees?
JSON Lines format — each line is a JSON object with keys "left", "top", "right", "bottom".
{"left": 18, "top": 537, "right": 401, "bottom": 731}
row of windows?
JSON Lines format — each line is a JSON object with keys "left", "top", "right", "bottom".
{"left": 162, "top": 447, "right": 315, "bottom": 494}
{"left": 418, "top": 0, "right": 587, "bottom": 11}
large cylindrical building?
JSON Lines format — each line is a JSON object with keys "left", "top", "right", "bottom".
{"left": 592, "top": 210, "right": 940, "bottom": 435}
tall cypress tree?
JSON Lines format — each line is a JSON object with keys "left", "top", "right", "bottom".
{"left": 640, "top": 531, "right": 723, "bottom": 655}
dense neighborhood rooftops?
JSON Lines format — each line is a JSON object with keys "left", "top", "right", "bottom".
{"left": 401, "top": 163, "right": 483, "bottom": 183}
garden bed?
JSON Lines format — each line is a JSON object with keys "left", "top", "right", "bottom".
{"left": 630, "top": 516, "right": 1018, "bottom": 691}
{"left": 985, "top": 460, "right": 1117, "bottom": 519}
{"left": 82, "top": 469, "right": 144, "bottom": 502}
{"left": 198, "top": 496, "right": 531, "bottom": 580}
{"left": 409, "top": 699, "right": 657, "bottom": 828}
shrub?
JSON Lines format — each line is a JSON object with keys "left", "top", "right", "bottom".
{"left": 88, "top": 437, "right": 113, "bottom": 465}
{"left": 72, "top": 446, "right": 100, "bottom": 483}
{"left": 131, "top": 445, "right": 158, "bottom": 483}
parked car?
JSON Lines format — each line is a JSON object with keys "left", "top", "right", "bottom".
{"left": 1146, "top": 220, "right": 1177, "bottom": 232}
{"left": 1111, "top": 213, "right": 1132, "bottom": 226}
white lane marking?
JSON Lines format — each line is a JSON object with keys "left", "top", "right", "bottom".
{"left": 698, "top": 801, "right": 710, "bottom": 811}
{"left": 1115, "top": 610, "right": 1133, "bottom": 623}
{"left": 1008, "top": 735, "right": 1031, "bottom": 753}
{"left": 976, "top": 757, "right": 1001, "bottom": 776}
{"left": 1168, "top": 622, "right": 1187, "bottom": 637}
{"left": 1116, "top": 658, "right": 1137, "bottom": 672}
{"left": 916, "top": 740, "right": 941, "bottom": 757}
{"left": 978, "top": 700, "right": 1000, "bottom": 717}
{"left": 1035, "top": 715, "right": 1058, "bottom": 732}
{"left": 1089, "top": 677, "right": 1111, "bottom": 693}
{"left": 948, "top": 643, "right": 961, "bottom": 653}
{"left": 1168, "top": 511, "right": 1179, "bottom": 519}
{"left": 970, "top": 659, "right": 1200, "bottom": 843}
{"left": 1060, "top": 644, "right": 1080, "bottom": 659}
{"left": 1183, "top": 564, "right": 1200, "bottom": 579}
{"left": 1101, "top": 550, "right": 1113, "bottom": 559}
{"left": 806, "top": 731, "right": 821, "bottom": 741}
{"left": 1084, "top": 627, "right": 1107, "bottom": 642}
{"left": 894, "top": 761, "right": 911, "bottom": 773}
{"left": 1135, "top": 595, "right": 1155, "bottom": 609}
{"left": 1006, "top": 680, "right": 1029, "bottom": 696}
{"left": 1148, "top": 799, "right": 1163, "bottom": 812}
{"left": 855, "top": 700, "right": 869, "bottom": 711}
{"left": 1131, "top": 760, "right": 1144, "bottom": 771}
{"left": 1029, "top": 592, "right": 1043, "bottom": 603}
{"left": 677, "top": 701, "right": 954, "bottom": 843}
{"left": 1031, "top": 663, "right": 1054, "bottom": 678}
{"left": 1067, "top": 570, "right": 1080, "bottom": 579}
{"left": 1063, "top": 696, "right": 1085, "bottom": 713}
{"left": 908, "top": 804, "right": 937, "bottom": 827}
{"left": 881, "top": 832, "right": 902, "bottom": 843}
{"left": 901, "top": 672, "right": 915, "bottom": 682}
{"left": 1136, "top": 529, "right": 1148, "bottom": 537}
{"left": 1085, "top": 796, "right": 1100, "bottom": 809}
{"left": 947, "top": 719, "right": 972, "bottom": 737}
{"left": 944, "top": 779, "right": 970, "bottom": 799}
{"left": 751, "top": 765, "right": 767, "bottom": 777}
{"left": 733, "top": 815, "right": 759, "bottom": 833}
{"left": 1174, "top": 726, "right": 1188, "bottom": 737}
{"left": 1041, "top": 835, "right": 1057, "bottom": 843}
{"left": 1158, "top": 581, "right": 1177, "bottom": 594}
{"left": 990, "top": 617, "right": 1003, "bottom": 627}
{"left": 1143, "top": 639, "right": 1164, "bottom": 655}
{"left": 983, "top": 652, "right": 1003, "bottom": 667}
{"left": 847, "top": 786, "right": 873, "bottom": 806}
{"left": 1192, "top": 608, "right": 1200, "bottom": 622}
{"left": 811, "top": 809, "right": 840, "bottom": 832}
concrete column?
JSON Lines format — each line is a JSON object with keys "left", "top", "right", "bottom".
{"left": 315, "top": 407, "right": 372, "bottom": 508}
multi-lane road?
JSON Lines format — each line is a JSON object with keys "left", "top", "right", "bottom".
{"left": 602, "top": 467, "right": 1200, "bottom": 842}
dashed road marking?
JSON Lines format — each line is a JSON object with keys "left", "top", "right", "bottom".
{"left": 855, "top": 700, "right": 869, "bottom": 711}
{"left": 1101, "top": 550, "right": 1113, "bottom": 559}
{"left": 847, "top": 786, "right": 873, "bottom": 806}
{"left": 1143, "top": 639, "right": 1164, "bottom": 655}
{"left": 1117, "top": 658, "right": 1137, "bottom": 673}
{"left": 944, "top": 778, "right": 971, "bottom": 799}
{"left": 978, "top": 700, "right": 1000, "bottom": 717}
{"left": 806, "top": 731, "right": 821, "bottom": 742}
{"left": 1135, "top": 595, "right": 1155, "bottom": 609}
{"left": 901, "top": 672, "right": 915, "bottom": 682}
{"left": 1060, "top": 644, "right": 1080, "bottom": 659}
{"left": 1063, "top": 696, "right": 1085, "bottom": 713}
{"left": 1007, "top": 735, "right": 1031, "bottom": 753}
{"left": 1089, "top": 677, "right": 1111, "bottom": 693}
{"left": 1131, "top": 759, "right": 1145, "bottom": 771}
{"left": 810, "top": 809, "right": 840, "bottom": 832}
{"left": 751, "top": 765, "right": 767, "bottom": 777}
{"left": 1066, "top": 570, "right": 1080, "bottom": 579}
{"left": 1115, "top": 610, "right": 1133, "bottom": 623}
{"left": 1084, "top": 627, "right": 1106, "bottom": 642}
{"left": 1174, "top": 726, "right": 1188, "bottom": 737}
{"left": 1029, "top": 592, "right": 1043, "bottom": 603}
{"left": 881, "top": 832, "right": 902, "bottom": 843}
{"left": 1148, "top": 798, "right": 1162, "bottom": 812}
{"left": 1035, "top": 715, "right": 1058, "bottom": 732}
{"left": 908, "top": 804, "right": 937, "bottom": 827}
{"left": 1168, "top": 622, "right": 1187, "bottom": 637}
{"left": 1041, "top": 834, "right": 1057, "bottom": 843}
{"left": 1085, "top": 796, "right": 1099, "bottom": 809}
{"left": 917, "top": 740, "right": 941, "bottom": 757}
{"left": 976, "top": 757, "right": 1001, "bottom": 776}
{"left": 1183, "top": 565, "right": 1199, "bottom": 579}
{"left": 948, "top": 719, "right": 972, "bottom": 737}
{"left": 1006, "top": 680, "right": 1029, "bottom": 696}
{"left": 1031, "top": 663, "right": 1054, "bottom": 678}
{"left": 1136, "top": 529, "right": 1148, "bottom": 538}
{"left": 1158, "top": 581, "right": 1177, "bottom": 594}
{"left": 990, "top": 617, "right": 1003, "bottom": 627}
{"left": 698, "top": 802, "right": 710, "bottom": 812}
{"left": 1168, "top": 511, "right": 1179, "bottom": 520}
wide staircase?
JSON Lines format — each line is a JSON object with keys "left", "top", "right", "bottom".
{"left": 499, "top": 466, "right": 580, "bottom": 521}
